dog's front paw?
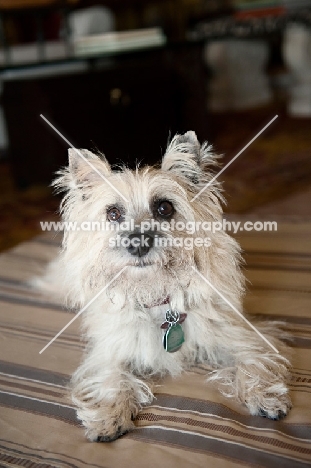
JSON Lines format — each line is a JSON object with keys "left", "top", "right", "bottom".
{"left": 87, "top": 415, "right": 135, "bottom": 442}
{"left": 258, "top": 408, "right": 288, "bottom": 421}
{"left": 96, "top": 425, "right": 130, "bottom": 443}
{"left": 82, "top": 404, "right": 139, "bottom": 442}
{"left": 248, "top": 393, "right": 292, "bottom": 421}
{"left": 72, "top": 369, "right": 153, "bottom": 442}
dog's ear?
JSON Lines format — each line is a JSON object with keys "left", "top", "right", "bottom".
{"left": 68, "top": 148, "right": 111, "bottom": 185}
{"left": 161, "top": 131, "right": 217, "bottom": 185}
{"left": 53, "top": 149, "right": 111, "bottom": 194}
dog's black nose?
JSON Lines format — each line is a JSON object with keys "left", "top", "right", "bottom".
{"left": 127, "top": 232, "right": 154, "bottom": 257}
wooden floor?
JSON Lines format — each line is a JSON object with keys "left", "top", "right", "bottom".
{"left": 247, "top": 184, "right": 311, "bottom": 218}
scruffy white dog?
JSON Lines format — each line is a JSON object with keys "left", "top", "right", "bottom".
{"left": 44, "top": 131, "right": 291, "bottom": 442}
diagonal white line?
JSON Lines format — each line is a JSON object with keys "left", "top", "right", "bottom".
{"left": 191, "top": 115, "right": 278, "bottom": 202}
{"left": 40, "top": 114, "right": 129, "bottom": 203}
{"left": 191, "top": 266, "right": 279, "bottom": 353}
{"left": 39, "top": 266, "right": 128, "bottom": 354}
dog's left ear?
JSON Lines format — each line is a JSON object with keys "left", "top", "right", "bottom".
{"left": 161, "top": 131, "right": 216, "bottom": 184}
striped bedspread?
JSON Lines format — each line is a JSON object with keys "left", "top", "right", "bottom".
{"left": 0, "top": 221, "right": 310, "bottom": 468}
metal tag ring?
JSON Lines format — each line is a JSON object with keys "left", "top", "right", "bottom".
{"left": 165, "top": 309, "right": 180, "bottom": 323}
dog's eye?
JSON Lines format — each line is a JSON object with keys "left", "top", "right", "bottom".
{"left": 107, "top": 207, "right": 121, "bottom": 222}
{"left": 157, "top": 200, "right": 174, "bottom": 217}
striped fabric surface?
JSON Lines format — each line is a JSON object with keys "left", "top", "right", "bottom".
{"left": 0, "top": 221, "right": 311, "bottom": 468}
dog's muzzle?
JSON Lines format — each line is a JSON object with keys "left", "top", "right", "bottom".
{"left": 127, "top": 231, "right": 155, "bottom": 257}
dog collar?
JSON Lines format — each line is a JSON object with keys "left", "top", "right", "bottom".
{"left": 144, "top": 296, "right": 170, "bottom": 309}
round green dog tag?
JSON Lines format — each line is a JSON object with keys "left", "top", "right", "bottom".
{"left": 163, "top": 323, "right": 185, "bottom": 353}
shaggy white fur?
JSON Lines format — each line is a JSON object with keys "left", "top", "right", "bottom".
{"left": 40, "top": 131, "right": 291, "bottom": 441}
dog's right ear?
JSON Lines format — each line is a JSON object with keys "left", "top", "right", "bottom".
{"left": 68, "top": 149, "right": 111, "bottom": 186}
{"left": 53, "top": 149, "right": 111, "bottom": 194}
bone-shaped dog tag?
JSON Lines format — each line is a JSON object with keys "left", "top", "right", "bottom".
{"left": 163, "top": 323, "right": 185, "bottom": 353}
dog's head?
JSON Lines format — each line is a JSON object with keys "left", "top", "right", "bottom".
{"left": 54, "top": 131, "right": 226, "bottom": 302}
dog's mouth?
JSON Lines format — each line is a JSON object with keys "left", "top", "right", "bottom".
{"left": 127, "top": 259, "right": 155, "bottom": 268}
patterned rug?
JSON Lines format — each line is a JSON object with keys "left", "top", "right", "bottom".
{"left": 0, "top": 221, "right": 310, "bottom": 467}
{"left": 1, "top": 103, "right": 311, "bottom": 251}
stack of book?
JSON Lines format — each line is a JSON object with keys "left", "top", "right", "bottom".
{"left": 73, "top": 28, "right": 166, "bottom": 57}
{"left": 233, "top": 0, "right": 286, "bottom": 18}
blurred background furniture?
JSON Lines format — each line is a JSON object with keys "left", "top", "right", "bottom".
{"left": 1, "top": 41, "right": 209, "bottom": 188}
{"left": 0, "top": 0, "right": 76, "bottom": 62}
{"left": 283, "top": 22, "right": 311, "bottom": 116}
{"left": 0, "top": 1, "right": 215, "bottom": 188}
{"left": 1, "top": 1, "right": 311, "bottom": 186}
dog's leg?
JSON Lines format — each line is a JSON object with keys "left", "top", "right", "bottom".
{"left": 71, "top": 360, "right": 153, "bottom": 441}
{"left": 207, "top": 322, "right": 292, "bottom": 420}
